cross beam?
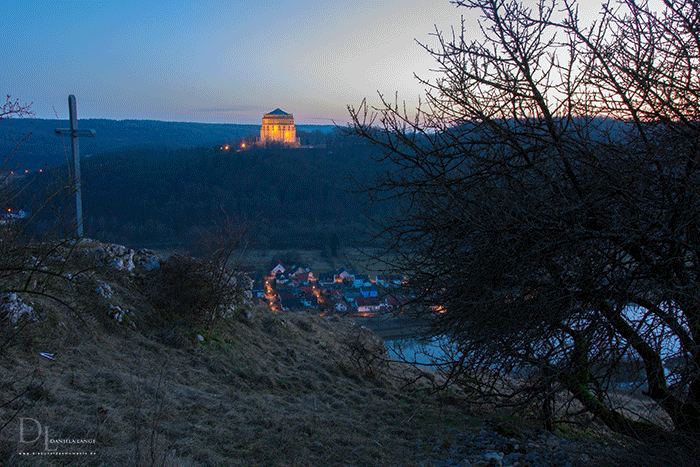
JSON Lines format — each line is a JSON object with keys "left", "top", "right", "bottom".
{"left": 55, "top": 95, "right": 95, "bottom": 238}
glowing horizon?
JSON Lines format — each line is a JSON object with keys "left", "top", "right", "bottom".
{"left": 2, "top": 0, "right": 468, "bottom": 125}
{"left": 2, "top": 0, "right": 623, "bottom": 126}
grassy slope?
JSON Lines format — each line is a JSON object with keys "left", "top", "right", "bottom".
{"left": 0, "top": 245, "right": 479, "bottom": 466}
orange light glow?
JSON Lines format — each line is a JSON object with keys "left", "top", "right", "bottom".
{"left": 264, "top": 277, "right": 278, "bottom": 309}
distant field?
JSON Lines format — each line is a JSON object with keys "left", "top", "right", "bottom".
{"left": 237, "top": 248, "right": 398, "bottom": 276}
{"left": 237, "top": 249, "right": 335, "bottom": 273}
{"left": 344, "top": 248, "right": 400, "bottom": 276}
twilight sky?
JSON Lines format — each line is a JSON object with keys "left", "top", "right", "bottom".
{"left": 2, "top": 0, "right": 611, "bottom": 125}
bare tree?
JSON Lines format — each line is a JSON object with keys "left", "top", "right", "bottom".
{"left": 0, "top": 96, "right": 80, "bottom": 305}
{"left": 0, "top": 96, "right": 63, "bottom": 440}
{"left": 0, "top": 95, "right": 32, "bottom": 120}
{"left": 348, "top": 0, "right": 700, "bottom": 437}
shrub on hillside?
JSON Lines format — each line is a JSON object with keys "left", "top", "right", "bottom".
{"left": 148, "top": 254, "right": 246, "bottom": 329}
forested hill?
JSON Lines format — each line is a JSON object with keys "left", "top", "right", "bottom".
{"left": 23, "top": 131, "right": 389, "bottom": 251}
{"left": 0, "top": 118, "right": 334, "bottom": 172}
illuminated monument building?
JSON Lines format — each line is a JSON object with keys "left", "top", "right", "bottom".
{"left": 259, "top": 108, "right": 300, "bottom": 147}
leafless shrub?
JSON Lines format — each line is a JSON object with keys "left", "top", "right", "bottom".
{"left": 0, "top": 96, "right": 85, "bottom": 440}
{"left": 339, "top": 324, "right": 388, "bottom": 379}
{"left": 147, "top": 211, "right": 250, "bottom": 331}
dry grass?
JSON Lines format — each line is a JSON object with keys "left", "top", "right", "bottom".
{"left": 5, "top": 243, "right": 674, "bottom": 466}
{"left": 0, "top": 250, "right": 480, "bottom": 466}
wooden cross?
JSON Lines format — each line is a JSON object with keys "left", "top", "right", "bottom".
{"left": 55, "top": 95, "right": 95, "bottom": 238}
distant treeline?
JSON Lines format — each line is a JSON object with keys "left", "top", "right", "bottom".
{"left": 0, "top": 117, "right": 335, "bottom": 171}
{"left": 17, "top": 129, "right": 392, "bottom": 251}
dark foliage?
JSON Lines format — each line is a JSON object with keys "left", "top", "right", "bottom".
{"left": 145, "top": 254, "right": 242, "bottom": 330}
{"left": 349, "top": 0, "right": 700, "bottom": 438}
{"left": 18, "top": 130, "right": 391, "bottom": 250}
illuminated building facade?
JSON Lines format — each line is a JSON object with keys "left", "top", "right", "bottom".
{"left": 260, "top": 108, "right": 300, "bottom": 147}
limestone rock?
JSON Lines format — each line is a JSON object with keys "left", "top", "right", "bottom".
{"left": 108, "top": 304, "right": 135, "bottom": 327}
{"left": 95, "top": 281, "right": 113, "bottom": 299}
{"left": 106, "top": 257, "right": 124, "bottom": 270}
{"left": 135, "top": 252, "right": 160, "bottom": 271}
{"left": 76, "top": 242, "right": 136, "bottom": 272}
{"left": 1, "top": 293, "right": 36, "bottom": 325}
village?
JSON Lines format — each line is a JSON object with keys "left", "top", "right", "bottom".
{"left": 250, "top": 262, "right": 406, "bottom": 317}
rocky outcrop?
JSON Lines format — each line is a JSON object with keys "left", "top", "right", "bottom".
{"left": 73, "top": 240, "right": 252, "bottom": 331}
{"left": 134, "top": 249, "right": 160, "bottom": 271}
{"left": 76, "top": 240, "right": 135, "bottom": 272}
{"left": 1, "top": 292, "right": 36, "bottom": 325}
{"left": 75, "top": 241, "right": 162, "bottom": 274}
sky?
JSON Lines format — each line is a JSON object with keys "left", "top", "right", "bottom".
{"left": 2, "top": 0, "right": 617, "bottom": 125}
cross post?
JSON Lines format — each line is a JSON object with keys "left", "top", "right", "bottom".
{"left": 55, "top": 95, "right": 95, "bottom": 238}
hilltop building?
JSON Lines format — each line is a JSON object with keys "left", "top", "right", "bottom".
{"left": 259, "top": 108, "right": 300, "bottom": 147}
